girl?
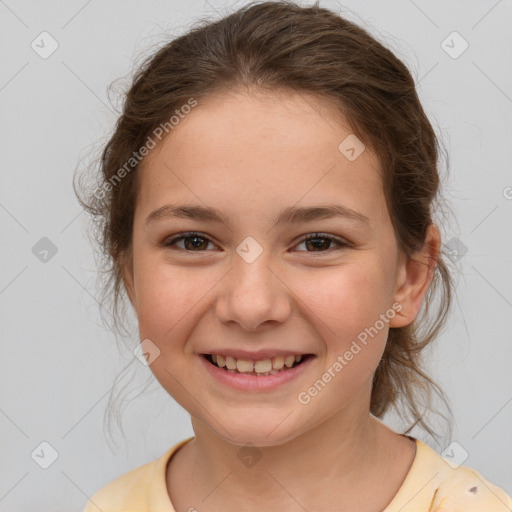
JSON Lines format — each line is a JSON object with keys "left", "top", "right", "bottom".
{"left": 78, "top": 1, "right": 512, "bottom": 510}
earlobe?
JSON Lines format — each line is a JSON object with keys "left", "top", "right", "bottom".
{"left": 389, "top": 224, "right": 441, "bottom": 328}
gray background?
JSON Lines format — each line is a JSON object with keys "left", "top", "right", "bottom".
{"left": 1, "top": 0, "right": 511, "bottom": 510}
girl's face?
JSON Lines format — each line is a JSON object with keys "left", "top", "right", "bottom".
{"left": 123, "top": 89, "right": 434, "bottom": 446}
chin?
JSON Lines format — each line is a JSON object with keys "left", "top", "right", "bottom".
{"left": 205, "top": 414, "right": 304, "bottom": 448}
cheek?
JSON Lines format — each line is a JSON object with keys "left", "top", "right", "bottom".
{"left": 297, "top": 260, "right": 390, "bottom": 332}
{"left": 295, "top": 262, "right": 391, "bottom": 376}
{"left": 133, "top": 261, "right": 211, "bottom": 346}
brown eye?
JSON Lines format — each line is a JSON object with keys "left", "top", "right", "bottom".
{"left": 295, "top": 233, "right": 349, "bottom": 252}
{"left": 163, "top": 232, "right": 215, "bottom": 251}
{"left": 162, "top": 232, "right": 349, "bottom": 254}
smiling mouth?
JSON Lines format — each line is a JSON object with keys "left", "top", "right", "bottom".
{"left": 202, "top": 353, "right": 314, "bottom": 376}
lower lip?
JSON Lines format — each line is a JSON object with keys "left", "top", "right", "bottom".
{"left": 200, "top": 355, "right": 315, "bottom": 391}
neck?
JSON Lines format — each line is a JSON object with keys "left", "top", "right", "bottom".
{"left": 171, "top": 401, "right": 407, "bottom": 511}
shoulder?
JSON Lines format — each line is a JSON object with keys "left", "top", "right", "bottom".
{"left": 82, "top": 458, "right": 156, "bottom": 512}
{"left": 385, "top": 438, "right": 512, "bottom": 512}
{"left": 82, "top": 437, "right": 194, "bottom": 512}
{"left": 430, "top": 463, "right": 512, "bottom": 512}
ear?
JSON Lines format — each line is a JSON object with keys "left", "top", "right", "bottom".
{"left": 389, "top": 223, "right": 441, "bottom": 328}
{"left": 119, "top": 248, "right": 136, "bottom": 309}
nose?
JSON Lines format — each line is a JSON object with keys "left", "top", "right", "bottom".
{"left": 214, "top": 254, "right": 292, "bottom": 332}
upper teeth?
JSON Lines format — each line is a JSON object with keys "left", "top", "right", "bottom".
{"left": 212, "top": 354, "right": 303, "bottom": 373}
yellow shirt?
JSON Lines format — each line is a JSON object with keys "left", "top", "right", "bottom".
{"left": 82, "top": 436, "right": 512, "bottom": 512}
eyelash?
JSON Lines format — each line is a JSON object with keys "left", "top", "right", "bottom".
{"left": 162, "top": 231, "right": 350, "bottom": 254}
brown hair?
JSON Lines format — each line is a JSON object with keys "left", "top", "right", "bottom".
{"left": 74, "top": 0, "right": 454, "bottom": 444}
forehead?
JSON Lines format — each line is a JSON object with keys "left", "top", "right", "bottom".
{"left": 136, "top": 89, "right": 387, "bottom": 224}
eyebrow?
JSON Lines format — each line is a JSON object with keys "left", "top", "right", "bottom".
{"left": 145, "top": 203, "right": 370, "bottom": 229}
